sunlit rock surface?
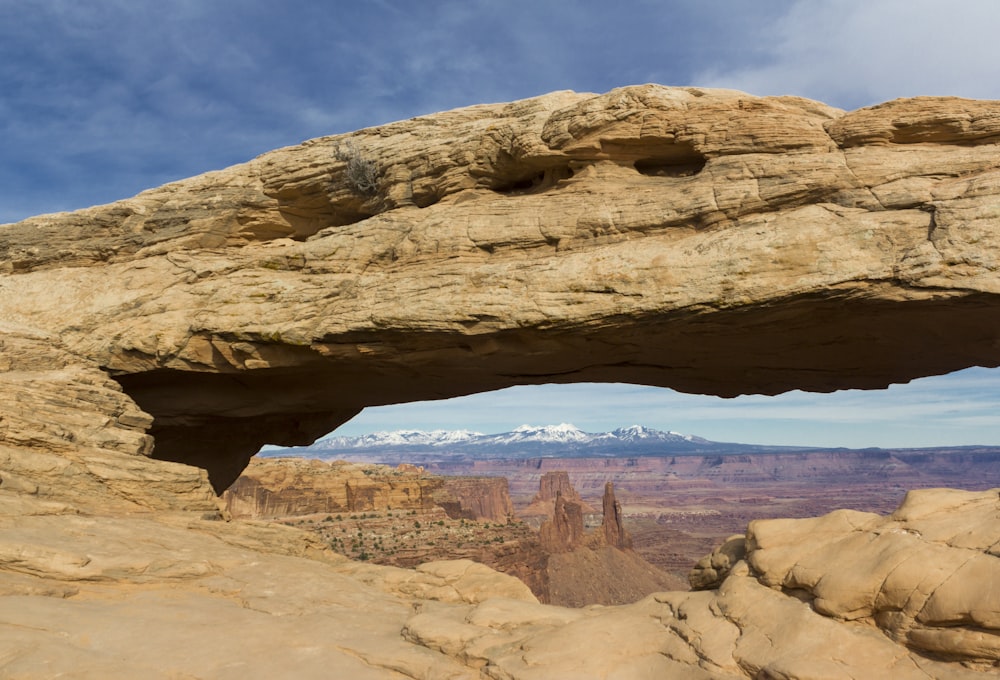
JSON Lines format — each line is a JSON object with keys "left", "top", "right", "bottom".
{"left": 2, "top": 85, "right": 999, "bottom": 491}
{"left": 1, "top": 86, "right": 999, "bottom": 677}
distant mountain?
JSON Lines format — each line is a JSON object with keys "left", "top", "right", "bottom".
{"left": 259, "top": 424, "right": 813, "bottom": 462}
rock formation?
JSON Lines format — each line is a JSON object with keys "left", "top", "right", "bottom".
{"left": 597, "top": 481, "right": 632, "bottom": 549}
{"left": 433, "top": 476, "right": 515, "bottom": 521}
{"left": 1, "top": 86, "right": 1000, "bottom": 676}
{"left": 223, "top": 457, "right": 514, "bottom": 522}
{"left": 521, "top": 470, "right": 597, "bottom": 518}
{"left": 535, "top": 475, "right": 682, "bottom": 605}
{"left": 222, "top": 457, "right": 441, "bottom": 518}
{"left": 3, "top": 86, "right": 999, "bottom": 498}
{"left": 5, "top": 484, "right": 996, "bottom": 677}
{"left": 539, "top": 491, "right": 587, "bottom": 553}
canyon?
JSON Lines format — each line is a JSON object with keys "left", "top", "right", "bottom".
{"left": 223, "top": 459, "right": 683, "bottom": 606}
{"left": 258, "top": 437, "right": 1000, "bottom": 586}
{"left": 1, "top": 85, "right": 999, "bottom": 677}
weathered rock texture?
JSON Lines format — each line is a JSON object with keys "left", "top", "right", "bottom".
{"left": 222, "top": 457, "right": 441, "bottom": 518}
{"left": 539, "top": 491, "right": 587, "bottom": 553}
{"left": 522, "top": 470, "right": 597, "bottom": 518}
{"left": 223, "top": 457, "right": 514, "bottom": 522}
{"left": 2, "top": 86, "right": 1000, "bottom": 677}
{"left": 3, "top": 487, "right": 996, "bottom": 678}
{"left": 597, "top": 481, "right": 632, "bottom": 550}
{"left": 433, "top": 476, "right": 515, "bottom": 521}
{"left": 536, "top": 475, "right": 681, "bottom": 605}
{"left": 3, "top": 85, "right": 999, "bottom": 497}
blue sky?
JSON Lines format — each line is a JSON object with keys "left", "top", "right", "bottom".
{"left": 3, "top": 1, "right": 999, "bottom": 447}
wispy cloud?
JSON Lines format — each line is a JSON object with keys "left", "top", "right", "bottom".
{"left": 694, "top": 0, "right": 1000, "bottom": 109}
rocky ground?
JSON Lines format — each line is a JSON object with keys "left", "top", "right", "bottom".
{"left": 3, "top": 487, "right": 997, "bottom": 678}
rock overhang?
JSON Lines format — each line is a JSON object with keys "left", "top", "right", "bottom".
{"left": 2, "top": 84, "right": 999, "bottom": 494}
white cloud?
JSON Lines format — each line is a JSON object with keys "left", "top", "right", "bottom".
{"left": 695, "top": 0, "right": 1000, "bottom": 108}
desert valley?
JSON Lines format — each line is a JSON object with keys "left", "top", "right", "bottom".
{"left": 250, "top": 424, "right": 1000, "bottom": 593}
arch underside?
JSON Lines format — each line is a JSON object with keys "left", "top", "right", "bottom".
{"left": 114, "top": 293, "right": 1000, "bottom": 492}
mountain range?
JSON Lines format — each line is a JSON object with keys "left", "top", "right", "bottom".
{"left": 259, "top": 423, "right": 819, "bottom": 461}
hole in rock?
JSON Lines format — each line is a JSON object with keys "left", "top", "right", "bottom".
{"left": 491, "top": 165, "right": 574, "bottom": 195}
{"left": 598, "top": 139, "right": 707, "bottom": 178}
{"left": 111, "top": 293, "right": 1000, "bottom": 501}
{"left": 413, "top": 186, "right": 444, "bottom": 208}
{"left": 632, "top": 142, "right": 707, "bottom": 178}
{"left": 634, "top": 156, "right": 706, "bottom": 178}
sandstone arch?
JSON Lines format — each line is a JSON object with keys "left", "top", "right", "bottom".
{"left": 2, "top": 85, "right": 999, "bottom": 497}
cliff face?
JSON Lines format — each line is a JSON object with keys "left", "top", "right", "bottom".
{"left": 222, "top": 458, "right": 518, "bottom": 521}
{"left": 597, "top": 481, "right": 632, "bottom": 550}
{"left": 521, "top": 470, "right": 597, "bottom": 518}
{"left": 538, "top": 492, "right": 586, "bottom": 553}
{"left": 432, "top": 476, "right": 514, "bottom": 521}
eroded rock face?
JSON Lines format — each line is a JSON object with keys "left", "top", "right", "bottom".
{"left": 2, "top": 85, "right": 999, "bottom": 494}
{"left": 539, "top": 492, "right": 586, "bottom": 553}
{"left": 433, "top": 476, "right": 515, "bottom": 522}
{"left": 221, "top": 457, "right": 442, "bottom": 518}
{"left": 596, "top": 481, "right": 632, "bottom": 550}
{"left": 522, "top": 470, "right": 597, "bottom": 518}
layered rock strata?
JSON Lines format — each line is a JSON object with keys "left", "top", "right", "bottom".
{"left": 222, "top": 457, "right": 514, "bottom": 522}
{"left": 3, "top": 86, "right": 999, "bottom": 496}
{"left": 222, "top": 457, "right": 441, "bottom": 518}
{"left": 521, "top": 470, "right": 597, "bottom": 518}
{"left": 433, "top": 476, "right": 515, "bottom": 522}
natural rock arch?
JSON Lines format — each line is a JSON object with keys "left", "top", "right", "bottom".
{"left": 2, "top": 85, "right": 1000, "bottom": 495}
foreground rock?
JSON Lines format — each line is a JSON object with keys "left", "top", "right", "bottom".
{"left": 2, "top": 488, "right": 996, "bottom": 678}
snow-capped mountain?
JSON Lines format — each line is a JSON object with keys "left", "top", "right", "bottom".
{"left": 315, "top": 429, "right": 484, "bottom": 449}
{"left": 261, "top": 424, "right": 772, "bottom": 461}
{"left": 609, "top": 425, "right": 706, "bottom": 444}
{"left": 483, "top": 423, "right": 592, "bottom": 445}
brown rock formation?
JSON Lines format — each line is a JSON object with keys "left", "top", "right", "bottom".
{"left": 597, "top": 481, "right": 632, "bottom": 550}
{"left": 221, "top": 457, "right": 441, "bottom": 518}
{"left": 432, "top": 476, "right": 514, "bottom": 521}
{"left": 538, "top": 491, "right": 586, "bottom": 553}
{"left": 3, "top": 86, "right": 999, "bottom": 498}
{"left": 534, "top": 475, "right": 682, "bottom": 604}
{"left": 521, "top": 470, "right": 597, "bottom": 517}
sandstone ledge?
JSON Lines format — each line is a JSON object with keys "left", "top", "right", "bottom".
{"left": 1, "top": 488, "right": 997, "bottom": 678}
